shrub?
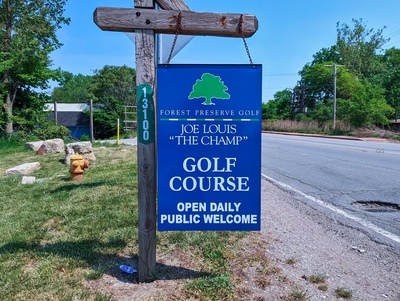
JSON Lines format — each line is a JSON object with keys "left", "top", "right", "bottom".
{"left": 32, "top": 122, "right": 71, "bottom": 140}
{"left": 80, "top": 134, "right": 90, "bottom": 141}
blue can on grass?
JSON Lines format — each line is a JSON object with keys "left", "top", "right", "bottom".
{"left": 119, "top": 264, "right": 137, "bottom": 274}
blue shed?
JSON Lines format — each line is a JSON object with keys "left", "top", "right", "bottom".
{"left": 45, "top": 103, "right": 90, "bottom": 140}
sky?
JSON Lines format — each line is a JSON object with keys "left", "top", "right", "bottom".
{"left": 50, "top": 0, "right": 400, "bottom": 102}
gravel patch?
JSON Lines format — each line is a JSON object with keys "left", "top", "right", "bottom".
{"left": 261, "top": 179, "right": 400, "bottom": 300}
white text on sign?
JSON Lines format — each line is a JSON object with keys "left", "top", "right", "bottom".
{"left": 169, "top": 157, "right": 250, "bottom": 192}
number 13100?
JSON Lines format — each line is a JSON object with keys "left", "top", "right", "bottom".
{"left": 138, "top": 84, "right": 154, "bottom": 144}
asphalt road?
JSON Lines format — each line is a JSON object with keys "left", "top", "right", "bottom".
{"left": 261, "top": 133, "right": 400, "bottom": 248}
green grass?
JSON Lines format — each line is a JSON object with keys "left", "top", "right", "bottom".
{"left": 159, "top": 231, "right": 241, "bottom": 299}
{"left": 0, "top": 136, "right": 27, "bottom": 153}
{"left": 185, "top": 273, "right": 233, "bottom": 301}
{"left": 0, "top": 140, "right": 246, "bottom": 300}
{"left": 0, "top": 142, "right": 137, "bottom": 300}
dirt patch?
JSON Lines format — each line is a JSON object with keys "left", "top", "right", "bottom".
{"left": 351, "top": 126, "right": 400, "bottom": 141}
{"left": 85, "top": 180, "right": 400, "bottom": 300}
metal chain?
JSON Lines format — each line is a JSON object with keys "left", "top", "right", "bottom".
{"left": 239, "top": 14, "right": 254, "bottom": 64}
{"left": 167, "top": 13, "right": 253, "bottom": 64}
{"left": 166, "top": 12, "right": 182, "bottom": 64}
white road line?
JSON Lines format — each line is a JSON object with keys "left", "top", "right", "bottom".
{"left": 261, "top": 174, "right": 400, "bottom": 244}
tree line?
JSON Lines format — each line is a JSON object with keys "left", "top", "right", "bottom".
{"left": 0, "top": 0, "right": 136, "bottom": 140}
{"left": 1, "top": 1, "right": 399, "bottom": 140}
{"left": 263, "top": 19, "right": 400, "bottom": 131}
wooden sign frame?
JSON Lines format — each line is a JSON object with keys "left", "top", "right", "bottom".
{"left": 94, "top": 0, "right": 258, "bottom": 282}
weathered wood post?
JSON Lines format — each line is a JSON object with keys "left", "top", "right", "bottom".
{"left": 134, "top": 0, "right": 157, "bottom": 283}
{"left": 54, "top": 101, "right": 58, "bottom": 124}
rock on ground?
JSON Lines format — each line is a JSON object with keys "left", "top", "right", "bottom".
{"left": 26, "top": 141, "right": 44, "bottom": 151}
{"left": 26, "top": 138, "right": 64, "bottom": 154}
{"left": 5, "top": 162, "right": 41, "bottom": 176}
{"left": 43, "top": 138, "right": 64, "bottom": 154}
{"left": 65, "top": 142, "right": 96, "bottom": 164}
{"left": 21, "top": 176, "right": 36, "bottom": 184}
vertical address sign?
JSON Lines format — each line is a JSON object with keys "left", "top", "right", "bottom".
{"left": 137, "top": 84, "right": 155, "bottom": 144}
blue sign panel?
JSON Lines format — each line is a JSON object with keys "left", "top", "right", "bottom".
{"left": 157, "top": 64, "right": 262, "bottom": 231}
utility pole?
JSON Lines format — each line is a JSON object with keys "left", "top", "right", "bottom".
{"left": 333, "top": 64, "right": 338, "bottom": 130}
{"left": 325, "top": 64, "right": 343, "bottom": 130}
{"left": 90, "top": 99, "right": 94, "bottom": 144}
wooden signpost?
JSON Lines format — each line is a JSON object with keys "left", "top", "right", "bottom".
{"left": 94, "top": 0, "right": 258, "bottom": 282}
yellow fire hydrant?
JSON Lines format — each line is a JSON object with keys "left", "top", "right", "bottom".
{"left": 69, "top": 154, "right": 90, "bottom": 181}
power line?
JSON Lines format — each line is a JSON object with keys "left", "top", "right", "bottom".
{"left": 262, "top": 73, "right": 298, "bottom": 77}
{"left": 385, "top": 39, "right": 400, "bottom": 48}
{"left": 385, "top": 29, "right": 400, "bottom": 39}
{"left": 383, "top": 28, "right": 400, "bottom": 48}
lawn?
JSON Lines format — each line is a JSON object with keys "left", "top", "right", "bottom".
{"left": 0, "top": 143, "right": 139, "bottom": 300}
{"left": 0, "top": 141, "right": 265, "bottom": 301}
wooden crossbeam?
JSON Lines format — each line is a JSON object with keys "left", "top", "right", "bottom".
{"left": 94, "top": 7, "right": 258, "bottom": 38}
{"left": 155, "top": 0, "right": 189, "bottom": 10}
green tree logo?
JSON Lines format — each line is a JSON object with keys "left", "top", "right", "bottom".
{"left": 188, "top": 73, "right": 231, "bottom": 105}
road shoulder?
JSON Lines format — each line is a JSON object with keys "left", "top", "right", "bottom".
{"left": 260, "top": 178, "right": 400, "bottom": 300}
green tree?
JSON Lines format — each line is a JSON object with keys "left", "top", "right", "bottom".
{"left": 285, "top": 19, "right": 395, "bottom": 129}
{"left": 381, "top": 48, "right": 400, "bottom": 120}
{"left": 306, "top": 100, "right": 334, "bottom": 124}
{"left": 189, "top": 73, "right": 230, "bottom": 105}
{"left": 311, "top": 46, "right": 341, "bottom": 65}
{"left": 0, "top": 0, "right": 70, "bottom": 135}
{"left": 7, "top": 88, "right": 70, "bottom": 140}
{"left": 262, "top": 89, "right": 292, "bottom": 120}
{"left": 298, "top": 63, "right": 358, "bottom": 109}
{"left": 336, "top": 18, "right": 388, "bottom": 79}
{"left": 52, "top": 72, "right": 92, "bottom": 103}
{"left": 89, "top": 65, "right": 136, "bottom": 139}
{"left": 299, "top": 63, "right": 334, "bottom": 105}
{"left": 339, "top": 81, "right": 394, "bottom": 127}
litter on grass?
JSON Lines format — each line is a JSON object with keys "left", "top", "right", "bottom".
{"left": 119, "top": 264, "right": 137, "bottom": 274}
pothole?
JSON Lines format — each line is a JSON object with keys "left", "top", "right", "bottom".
{"left": 353, "top": 201, "right": 400, "bottom": 213}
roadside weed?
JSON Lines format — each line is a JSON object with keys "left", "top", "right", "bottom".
{"left": 335, "top": 287, "right": 353, "bottom": 298}
{"left": 290, "top": 289, "right": 307, "bottom": 300}
{"left": 308, "top": 273, "right": 326, "bottom": 284}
